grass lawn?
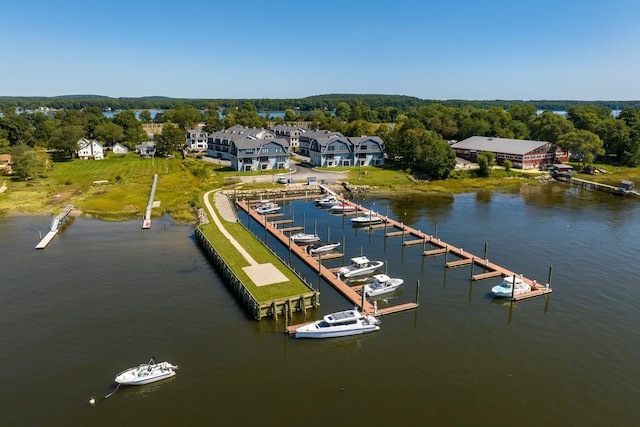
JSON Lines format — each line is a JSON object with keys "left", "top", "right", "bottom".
{"left": 198, "top": 204, "right": 312, "bottom": 302}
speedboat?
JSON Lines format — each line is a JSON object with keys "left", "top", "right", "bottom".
{"left": 290, "top": 232, "right": 320, "bottom": 244}
{"left": 337, "top": 256, "right": 384, "bottom": 278}
{"left": 254, "top": 202, "right": 281, "bottom": 214}
{"left": 115, "top": 357, "right": 179, "bottom": 386}
{"left": 295, "top": 308, "right": 381, "bottom": 338}
{"left": 329, "top": 203, "right": 356, "bottom": 213}
{"left": 315, "top": 195, "right": 340, "bottom": 208}
{"left": 306, "top": 241, "right": 341, "bottom": 255}
{"left": 351, "top": 211, "right": 384, "bottom": 225}
{"left": 491, "top": 276, "right": 531, "bottom": 298}
{"left": 363, "top": 274, "right": 404, "bottom": 297}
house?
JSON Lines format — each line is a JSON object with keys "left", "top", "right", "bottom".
{"left": 135, "top": 141, "right": 156, "bottom": 158}
{"left": 77, "top": 138, "right": 104, "bottom": 160}
{"left": 272, "top": 124, "right": 304, "bottom": 152}
{"left": 207, "top": 125, "right": 276, "bottom": 161}
{"left": 309, "top": 136, "right": 385, "bottom": 168}
{"left": 112, "top": 143, "right": 129, "bottom": 155}
{"left": 186, "top": 129, "right": 208, "bottom": 152}
{"left": 298, "top": 129, "right": 343, "bottom": 157}
{"left": 451, "top": 136, "right": 569, "bottom": 169}
{"left": 0, "top": 154, "right": 13, "bottom": 174}
{"left": 230, "top": 137, "right": 290, "bottom": 172}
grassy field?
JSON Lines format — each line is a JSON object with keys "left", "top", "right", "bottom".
{"left": 198, "top": 211, "right": 311, "bottom": 302}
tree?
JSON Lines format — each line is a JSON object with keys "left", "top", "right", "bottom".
{"left": 11, "top": 144, "right": 46, "bottom": 180}
{"left": 530, "top": 111, "right": 574, "bottom": 143}
{"left": 335, "top": 102, "right": 351, "bottom": 121}
{"left": 284, "top": 109, "right": 296, "bottom": 122}
{"left": 155, "top": 123, "right": 184, "bottom": 156}
{"left": 139, "top": 110, "right": 152, "bottom": 123}
{"left": 203, "top": 110, "right": 223, "bottom": 133}
{"left": 557, "top": 130, "right": 604, "bottom": 165}
{"left": 113, "top": 110, "right": 147, "bottom": 144}
{"left": 48, "top": 125, "right": 84, "bottom": 157}
{"left": 94, "top": 122, "right": 125, "bottom": 146}
{"left": 0, "top": 109, "right": 34, "bottom": 146}
{"left": 163, "top": 104, "right": 202, "bottom": 130}
{"left": 477, "top": 151, "right": 494, "bottom": 177}
{"left": 503, "top": 159, "right": 513, "bottom": 172}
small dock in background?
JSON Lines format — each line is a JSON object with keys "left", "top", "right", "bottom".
{"left": 142, "top": 174, "right": 158, "bottom": 229}
{"left": 35, "top": 205, "right": 74, "bottom": 249}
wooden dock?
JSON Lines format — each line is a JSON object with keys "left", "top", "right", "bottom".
{"left": 36, "top": 205, "right": 74, "bottom": 249}
{"left": 237, "top": 199, "right": 418, "bottom": 319}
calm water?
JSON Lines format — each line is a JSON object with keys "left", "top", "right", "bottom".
{"left": 1, "top": 183, "right": 639, "bottom": 426}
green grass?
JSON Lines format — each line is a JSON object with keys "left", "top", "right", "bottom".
{"left": 198, "top": 205, "right": 312, "bottom": 302}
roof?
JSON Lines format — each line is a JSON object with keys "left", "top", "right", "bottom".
{"left": 452, "top": 136, "right": 550, "bottom": 155}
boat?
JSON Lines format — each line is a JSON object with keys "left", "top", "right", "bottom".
{"left": 295, "top": 308, "right": 381, "bottom": 338}
{"left": 350, "top": 211, "right": 384, "bottom": 225}
{"left": 306, "top": 241, "right": 341, "bottom": 255}
{"left": 329, "top": 203, "right": 357, "bottom": 213}
{"left": 254, "top": 202, "right": 281, "bottom": 214}
{"left": 114, "top": 357, "right": 179, "bottom": 386}
{"left": 363, "top": 274, "right": 404, "bottom": 297}
{"left": 290, "top": 232, "right": 320, "bottom": 244}
{"left": 315, "top": 195, "right": 340, "bottom": 207}
{"left": 491, "top": 275, "right": 531, "bottom": 298}
{"left": 337, "top": 256, "right": 384, "bottom": 278}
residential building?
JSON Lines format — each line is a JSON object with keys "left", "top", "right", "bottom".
{"left": 77, "top": 138, "right": 104, "bottom": 160}
{"left": 112, "top": 143, "right": 129, "bottom": 155}
{"left": 231, "top": 137, "right": 290, "bottom": 172}
{"left": 451, "top": 136, "right": 569, "bottom": 169}
{"left": 0, "top": 154, "right": 13, "bottom": 174}
{"left": 298, "top": 129, "right": 343, "bottom": 157}
{"left": 272, "top": 124, "right": 304, "bottom": 152}
{"left": 309, "top": 136, "right": 385, "bottom": 168}
{"left": 186, "top": 129, "right": 208, "bottom": 152}
{"left": 207, "top": 125, "right": 276, "bottom": 161}
{"left": 135, "top": 141, "right": 156, "bottom": 158}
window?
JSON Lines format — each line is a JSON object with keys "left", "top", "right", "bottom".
{"left": 261, "top": 147, "right": 270, "bottom": 153}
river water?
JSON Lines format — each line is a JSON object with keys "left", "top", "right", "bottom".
{"left": 1, "top": 182, "right": 639, "bottom": 426}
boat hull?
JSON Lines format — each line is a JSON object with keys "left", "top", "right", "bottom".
{"left": 338, "top": 261, "right": 384, "bottom": 278}
{"left": 115, "top": 362, "right": 178, "bottom": 386}
{"left": 295, "top": 325, "right": 380, "bottom": 339}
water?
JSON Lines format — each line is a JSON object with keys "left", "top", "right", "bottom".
{"left": 1, "top": 184, "right": 639, "bottom": 425}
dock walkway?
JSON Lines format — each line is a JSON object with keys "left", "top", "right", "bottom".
{"left": 35, "top": 205, "right": 74, "bottom": 249}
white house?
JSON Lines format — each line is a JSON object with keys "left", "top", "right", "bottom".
{"left": 112, "top": 143, "right": 129, "bottom": 155}
{"left": 77, "top": 138, "right": 104, "bottom": 160}
{"left": 186, "top": 129, "right": 208, "bottom": 152}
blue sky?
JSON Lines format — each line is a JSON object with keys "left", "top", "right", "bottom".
{"left": 2, "top": 0, "right": 640, "bottom": 100}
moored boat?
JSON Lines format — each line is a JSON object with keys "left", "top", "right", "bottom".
{"left": 351, "top": 211, "right": 384, "bottom": 225}
{"left": 337, "top": 256, "right": 384, "bottom": 278}
{"left": 114, "top": 357, "right": 179, "bottom": 386}
{"left": 329, "top": 203, "right": 357, "bottom": 213}
{"left": 306, "top": 241, "right": 341, "bottom": 255}
{"left": 491, "top": 276, "right": 531, "bottom": 298}
{"left": 290, "top": 232, "right": 321, "bottom": 244}
{"left": 254, "top": 202, "right": 281, "bottom": 215}
{"left": 363, "top": 274, "right": 404, "bottom": 297}
{"left": 315, "top": 195, "right": 340, "bottom": 207}
{"left": 294, "top": 308, "right": 381, "bottom": 338}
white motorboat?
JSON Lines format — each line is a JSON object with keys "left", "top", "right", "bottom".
{"left": 329, "top": 203, "right": 357, "bottom": 213}
{"left": 254, "top": 202, "right": 281, "bottom": 215}
{"left": 295, "top": 308, "right": 381, "bottom": 338}
{"left": 114, "top": 357, "right": 179, "bottom": 386}
{"left": 363, "top": 274, "right": 404, "bottom": 297}
{"left": 491, "top": 275, "right": 531, "bottom": 298}
{"left": 315, "top": 195, "right": 340, "bottom": 208}
{"left": 337, "top": 256, "right": 384, "bottom": 278}
{"left": 351, "top": 211, "right": 384, "bottom": 225}
{"left": 306, "top": 241, "right": 341, "bottom": 255}
{"left": 290, "top": 232, "right": 320, "bottom": 244}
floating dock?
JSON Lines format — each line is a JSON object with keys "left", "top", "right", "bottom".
{"left": 35, "top": 205, "right": 74, "bottom": 249}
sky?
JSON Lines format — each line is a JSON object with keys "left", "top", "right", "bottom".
{"left": 1, "top": 0, "right": 640, "bottom": 100}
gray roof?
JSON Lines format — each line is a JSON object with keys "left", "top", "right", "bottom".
{"left": 300, "top": 129, "right": 343, "bottom": 140}
{"left": 234, "top": 137, "right": 290, "bottom": 151}
{"left": 451, "top": 136, "right": 550, "bottom": 155}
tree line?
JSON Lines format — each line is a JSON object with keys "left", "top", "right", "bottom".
{"left": 3, "top": 99, "right": 640, "bottom": 181}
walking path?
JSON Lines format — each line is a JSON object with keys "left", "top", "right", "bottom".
{"left": 202, "top": 190, "right": 287, "bottom": 286}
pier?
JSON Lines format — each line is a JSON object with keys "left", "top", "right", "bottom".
{"left": 238, "top": 192, "right": 552, "bottom": 308}
{"left": 35, "top": 205, "right": 74, "bottom": 249}
{"left": 142, "top": 174, "right": 158, "bottom": 229}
